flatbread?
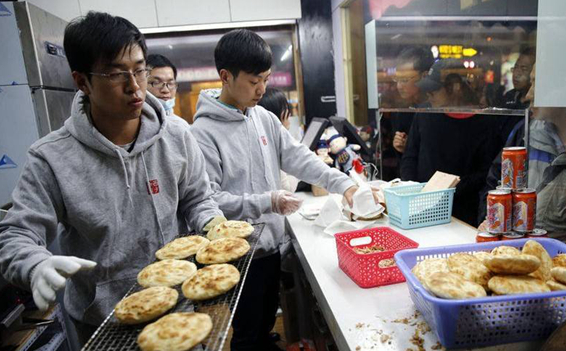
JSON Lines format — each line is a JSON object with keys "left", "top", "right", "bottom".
{"left": 207, "top": 220, "right": 254, "bottom": 241}
{"left": 182, "top": 264, "right": 240, "bottom": 300}
{"left": 547, "top": 280, "right": 566, "bottom": 291}
{"left": 411, "top": 258, "right": 450, "bottom": 291}
{"left": 424, "top": 272, "right": 486, "bottom": 299}
{"left": 115, "top": 286, "right": 178, "bottom": 324}
{"left": 551, "top": 267, "right": 566, "bottom": 284}
{"left": 483, "top": 254, "right": 540, "bottom": 275}
{"left": 155, "top": 236, "right": 210, "bottom": 260}
{"left": 473, "top": 251, "right": 493, "bottom": 265}
{"left": 522, "top": 240, "right": 553, "bottom": 282}
{"left": 552, "top": 254, "right": 566, "bottom": 268}
{"left": 488, "top": 275, "right": 550, "bottom": 295}
{"left": 137, "top": 312, "right": 212, "bottom": 351}
{"left": 196, "top": 237, "right": 250, "bottom": 264}
{"left": 447, "top": 253, "right": 492, "bottom": 288}
{"left": 491, "top": 246, "right": 520, "bottom": 256}
{"left": 138, "top": 260, "right": 197, "bottom": 287}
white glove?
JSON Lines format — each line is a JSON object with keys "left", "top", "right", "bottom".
{"left": 203, "top": 215, "right": 227, "bottom": 233}
{"left": 30, "top": 256, "right": 97, "bottom": 311}
{"left": 271, "top": 190, "right": 303, "bottom": 216}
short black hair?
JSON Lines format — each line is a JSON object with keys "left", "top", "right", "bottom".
{"left": 396, "top": 47, "right": 434, "bottom": 73}
{"left": 520, "top": 46, "right": 536, "bottom": 59}
{"left": 147, "top": 54, "right": 177, "bottom": 79}
{"left": 258, "top": 87, "right": 290, "bottom": 120}
{"left": 64, "top": 11, "right": 147, "bottom": 74}
{"left": 214, "top": 29, "right": 272, "bottom": 77}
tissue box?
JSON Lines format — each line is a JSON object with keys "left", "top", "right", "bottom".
{"left": 311, "top": 185, "right": 329, "bottom": 197}
{"left": 335, "top": 227, "right": 418, "bottom": 288}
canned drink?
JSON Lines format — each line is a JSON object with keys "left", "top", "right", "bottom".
{"left": 526, "top": 228, "right": 548, "bottom": 238}
{"left": 501, "top": 147, "right": 527, "bottom": 189}
{"left": 476, "top": 232, "right": 500, "bottom": 243}
{"left": 502, "top": 232, "right": 525, "bottom": 241}
{"left": 487, "top": 189, "right": 512, "bottom": 234}
{"left": 512, "top": 188, "right": 537, "bottom": 232}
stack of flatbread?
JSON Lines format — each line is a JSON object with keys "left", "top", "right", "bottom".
{"left": 411, "top": 240, "right": 566, "bottom": 299}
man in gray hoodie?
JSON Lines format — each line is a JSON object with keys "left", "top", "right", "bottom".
{"left": 0, "top": 12, "right": 223, "bottom": 344}
{"left": 191, "top": 29, "right": 358, "bottom": 351}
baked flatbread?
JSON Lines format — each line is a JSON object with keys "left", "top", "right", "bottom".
{"left": 182, "top": 264, "right": 240, "bottom": 300}
{"left": 138, "top": 260, "right": 197, "bottom": 287}
{"left": 551, "top": 267, "right": 566, "bottom": 284}
{"left": 488, "top": 275, "right": 550, "bottom": 295}
{"left": 115, "top": 286, "right": 178, "bottom": 324}
{"left": 547, "top": 280, "right": 566, "bottom": 291}
{"left": 484, "top": 254, "right": 540, "bottom": 275}
{"left": 491, "top": 246, "right": 520, "bottom": 256}
{"left": 447, "top": 253, "right": 492, "bottom": 288}
{"left": 424, "top": 272, "right": 486, "bottom": 299}
{"left": 552, "top": 254, "right": 566, "bottom": 268}
{"left": 196, "top": 237, "right": 250, "bottom": 264}
{"left": 137, "top": 312, "right": 212, "bottom": 351}
{"left": 411, "top": 258, "right": 450, "bottom": 292}
{"left": 522, "top": 240, "right": 553, "bottom": 282}
{"left": 473, "top": 251, "right": 493, "bottom": 265}
{"left": 207, "top": 220, "right": 254, "bottom": 241}
{"left": 155, "top": 236, "right": 210, "bottom": 260}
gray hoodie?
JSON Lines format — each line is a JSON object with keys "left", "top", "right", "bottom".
{"left": 0, "top": 91, "right": 222, "bottom": 325}
{"left": 191, "top": 90, "right": 354, "bottom": 258}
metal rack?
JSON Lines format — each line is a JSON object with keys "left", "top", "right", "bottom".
{"left": 82, "top": 223, "right": 265, "bottom": 351}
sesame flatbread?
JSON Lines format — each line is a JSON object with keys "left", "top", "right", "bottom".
{"left": 196, "top": 237, "right": 250, "bottom": 264}
{"left": 182, "top": 264, "right": 240, "bottom": 301}
{"left": 522, "top": 240, "right": 553, "bottom": 282}
{"left": 115, "top": 286, "right": 178, "bottom": 325}
{"left": 138, "top": 260, "right": 197, "bottom": 288}
{"left": 473, "top": 251, "right": 493, "bottom": 265}
{"left": 488, "top": 275, "right": 550, "bottom": 295}
{"left": 137, "top": 312, "right": 212, "bottom": 351}
{"left": 207, "top": 220, "right": 254, "bottom": 241}
{"left": 484, "top": 254, "right": 540, "bottom": 275}
{"left": 491, "top": 246, "right": 520, "bottom": 256}
{"left": 447, "top": 253, "right": 492, "bottom": 289}
{"left": 155, "top": 236, "right": 210, "bottom": 260}
{"left": 411, "top": 258, "right": 450, "bottom": 291}
{"left": 425, "top": 272, "right": 486, "bottom": 299}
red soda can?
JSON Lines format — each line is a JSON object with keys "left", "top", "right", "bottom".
{"left": 501, "top": 147, "right": 527, "bottom": 189}
{"left": 502, "top": 232, "right": 525, "bottom": 241}
{"left": 476, "top": 232, "right": 500, "bottom": 243}
{"left": 512, "top": 188, "right": 537, "bottom": 232}
{"left": 487, "top": 189, "right": 512, "bottom": 234}
{"left": 526, "top": 228, "right": 548, "bottom": 238}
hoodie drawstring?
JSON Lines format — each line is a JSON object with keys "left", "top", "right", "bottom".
{"left": 115, "top": 149, "right": 134, "bottom": 205}
{"left": 141, "top": 151, "right": 165, "bottom": 243}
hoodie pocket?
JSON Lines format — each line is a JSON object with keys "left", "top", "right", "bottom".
{"left": 82, "top": 275, "right": 137, "bottom": 326}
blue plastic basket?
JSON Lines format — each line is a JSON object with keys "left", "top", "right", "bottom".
{"left": 383, "top": 183, "right": 455, "bottom": 229}
{"left": 395, "top": 238, "right": 566, "bottom": 349}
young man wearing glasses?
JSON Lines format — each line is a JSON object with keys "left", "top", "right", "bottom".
{"left": 146, "top": 54, "right": 183, "bottom": 120}
{"left": 0, "top": 12, "right": 223, "bottom": 345}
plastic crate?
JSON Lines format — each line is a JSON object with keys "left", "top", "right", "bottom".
{"left": 394, "top": 238, "right": 566, "bottom": 349}
{"left": 335, "top": 226, "right": 418, "bottom": 288}
{"left": 383, "top": 183, "right": 456, "bottom": 230}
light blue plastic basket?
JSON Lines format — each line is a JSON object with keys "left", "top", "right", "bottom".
{"left": 395, "top": 238, "right": 566, "bottom": 349}
{"left": 383, "top": 183, "right": 455, "bottom": 229}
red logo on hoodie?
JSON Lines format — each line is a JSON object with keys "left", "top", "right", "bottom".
{"left": 261, "top": 136, "right": 267, "bottom": 146}
{"left": 148, "top": 179, "right": 160, "bottom": 195}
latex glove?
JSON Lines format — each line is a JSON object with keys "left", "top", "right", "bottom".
{"left": 31, "top": 256, "right": 97, "bottom": 311}
{"left": 271, "top": 190, "right": 303, "bottom": 216}
{"left": 203, "top": 215, "right": 227, "bottom": 233}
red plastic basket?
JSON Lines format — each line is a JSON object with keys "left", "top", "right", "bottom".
{"left": 335, "top": 226, "right": 419, "bottom": 288}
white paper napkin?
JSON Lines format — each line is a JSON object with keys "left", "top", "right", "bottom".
{"left": 314, "top": 195, "right": 347, "bottom": 228}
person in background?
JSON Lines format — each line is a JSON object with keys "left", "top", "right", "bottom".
{"left": 500, "top": 47, "right": 536, "bottom": 110}
{"left": 401, "top": 59, "right": 499, "bottom": 226}
{"left": 146, "top": 54, "right": 183, "bottom": 120}
{"left": 478, "top": 65, "right": 566, "bottom": 238}
{"left": 0, "top": 12, "right": 224, "bottom": 345}
{"left": 259, "top": 87, "right": 298, "bottom": 193}
{"left": 190, "top": 29, "right": 360, "bottom": 351}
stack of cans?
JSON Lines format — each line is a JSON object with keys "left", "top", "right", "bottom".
{"left": 478, "top": 147, "right": 547, "bottom": 242}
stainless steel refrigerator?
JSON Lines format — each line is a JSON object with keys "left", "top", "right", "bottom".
{"left": 0, "top": 1, "right": 75, "bottom": 207}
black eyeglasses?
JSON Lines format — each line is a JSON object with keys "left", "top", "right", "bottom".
{"left": 89, "top": 68, "right": 150, "bottom": 83}
{"left": 149, "top": 81, "right": 179, "bottom": 90}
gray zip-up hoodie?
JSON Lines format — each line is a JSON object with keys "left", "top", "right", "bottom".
{"left": 191, "top": 90, "right": 354, "bottom": 258}
{"left": 0, "top": 91, "right": 222, "bottom": 325}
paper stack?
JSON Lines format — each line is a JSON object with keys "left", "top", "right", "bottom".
{"left": 421, "top": 171, "right": 460, "bottom": 193}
